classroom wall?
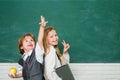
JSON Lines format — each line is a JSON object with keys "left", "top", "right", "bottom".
{"left": 0, "top": 0, "right": 120, "bottom": 62}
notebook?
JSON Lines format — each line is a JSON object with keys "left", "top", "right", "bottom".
{"left": 55, "top": 64, "right": 75, "bottom": 80}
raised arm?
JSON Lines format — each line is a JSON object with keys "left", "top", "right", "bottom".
{"left": 61, "top": 40, "right": 70, "bottom": 64}
{"left": 38, "top": 16, "right": 47, "bottom": 49}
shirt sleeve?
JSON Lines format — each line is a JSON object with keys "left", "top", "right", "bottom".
{"left": 35, "top": 42, "right": 44, "bottom": 64}
{"left": 17, "top": 63, "right": 22, "bottom": 74}
{"left": 45, "top": 47, "right": 62, "bottom": 80}
{"left": 62, "top": 52, "right": 70, "bottom": 65}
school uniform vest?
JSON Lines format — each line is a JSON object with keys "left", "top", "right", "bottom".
{"left": 18, "top": 49, "right": 44, "bottom": 80}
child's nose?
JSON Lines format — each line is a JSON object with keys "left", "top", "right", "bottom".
{"left": 28, "top": 40, "right": 32, "bottom": 43}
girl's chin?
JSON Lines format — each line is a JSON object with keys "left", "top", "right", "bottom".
{"left": 54, "top": 43, "right": 58, "bottom": 46}
{"left": 49, "top": 42, "right": 58, "bottom": 46}
{"left": 50, "top": 43, "right": 58, "bottom": 46}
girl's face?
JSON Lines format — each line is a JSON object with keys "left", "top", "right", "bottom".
{"left": 21, "top": 36, "right": 35, "bottom": 53}
{"left": 47, "top": 30, "right": 59, "bottom": 46}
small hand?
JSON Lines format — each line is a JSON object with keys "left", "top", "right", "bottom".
{"left": 8, "top": 73, "right": 16, "bottom": 78}
{"left": 39, "top": 16, "right": 48, "bottom": 27}
{"left": 62, "top": 40, "right": 70, "bottom": 53}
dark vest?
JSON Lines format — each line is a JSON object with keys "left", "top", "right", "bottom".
{"left": 18, "top": 49, "right": 44, "bottom": 80}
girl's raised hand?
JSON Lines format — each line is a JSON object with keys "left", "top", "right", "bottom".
{"left": 62, "top": 40, "right": 70, "bottom": 53}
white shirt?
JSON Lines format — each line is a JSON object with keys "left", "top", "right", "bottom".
{"left": 44, "top": 46, "right": 70, "bottom": 80}
{"left": 18, "top": 42, "right": 44, "bottom": 74}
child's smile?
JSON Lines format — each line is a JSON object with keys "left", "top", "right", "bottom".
{"left": 27, "top": 44, "right": 33, "bottom": 47}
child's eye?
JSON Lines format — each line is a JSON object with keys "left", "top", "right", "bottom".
{"left": 30, "top": 39, "right": 34, "bottom": 41}
{"left": 55, "top": 34, "right": 58, "bottom": 37}
{"left": 50, "top": 36, "right": 53, "bottom": 38}
{"left": 25, "top": 40, "right": 28, "bottom": 42}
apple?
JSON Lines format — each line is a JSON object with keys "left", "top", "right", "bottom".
{"left": 9, "top": 67, "right": 17, "bottom": 74}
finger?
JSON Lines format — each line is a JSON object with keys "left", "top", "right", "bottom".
{"left": 62, "top": 41, "right": 64, "bottom": 45}
{"left": 45, "top": 21, "right": 48, "bottom": 24}
{"left": 39, "top": 16, "right": 44, "bottom": 24}
{"left": 41, "top": 16, "right": 45, "bottom": 22}
{"left": 63, "top": 40, "right": 65, "bottom": 43}
{"left": 8, "top": 73, "right": 14, "bottom": 78}
{"left": 8, "top": 74, "right": 12, "bottom": 77}
{"left": 67, "top": 43, "right": 70, "bottom": 48}
{"left": 62, "top": 40, "right": 65, "bottom": 45}
{"left": 12, "top": 73, "right": 16, "bottom": 78}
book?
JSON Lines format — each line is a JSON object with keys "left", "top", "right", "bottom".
{"left": 55, "top": 64, "right": 75, "bottom": 80}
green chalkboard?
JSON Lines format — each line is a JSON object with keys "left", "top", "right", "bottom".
{"left": 0, "top": 0, "right": 120, "bottom": 63}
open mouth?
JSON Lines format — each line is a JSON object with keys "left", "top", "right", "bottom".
{"left": 28, "top": 44, "right": 33, "bottom": 47}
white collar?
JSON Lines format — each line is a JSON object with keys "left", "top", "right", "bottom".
{"left": 22, "top": 50, "right": 33, "bottom": 61}
{"left": 24, "top": 50, "right": 33, "bottom": 56}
